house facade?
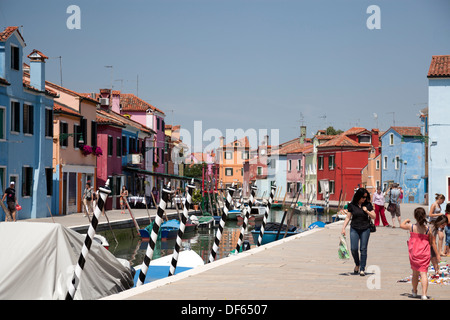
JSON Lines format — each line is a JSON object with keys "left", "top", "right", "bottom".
{"left": 380, "top": 126, "right": 425, "bottom": 203}
{"left": 0, "top": 27, "right": 56, "bottom": 219}
{"left": 427, "top": 55, "right": 450, "bottom": 204}
{"left": 217, "top": 136, "right": 250, "bottom": 188}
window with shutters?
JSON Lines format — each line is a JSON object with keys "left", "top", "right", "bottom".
{"left": 11, "top": 101, "right": 20, "bottom": 133}
{"left": 23, "top": 104, "right": 34, "bottom": 135}
{"left": 45, "top": 108, "right": 53, "bottom": 138}
{"left": 22, "top": 166, "right": 33, "bottom": 197}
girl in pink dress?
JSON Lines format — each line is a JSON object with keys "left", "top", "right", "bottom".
{"left": 400, "top": 207, "right": 430, "bottom": 300}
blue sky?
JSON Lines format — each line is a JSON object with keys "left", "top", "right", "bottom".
{"left": 1, "top": 0, "right": 449, "bottom": 150}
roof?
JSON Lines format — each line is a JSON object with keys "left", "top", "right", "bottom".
{"left": 317, "top": 134, "right": 370, "bottom": 149}
{"left": 120, "top": 94, "right": 165, "bottom": 115}
{"left": 381, "top": 126, "right": 422, "bottom": 138}
{"left": 53, "top": 102, "right": 81, "bottom": 117}
{"left": 97, "top": 109, "right": 155, "bottom": 134}
{"left": 343, "top": 127, "right": 371, "bottom": 136}
{"left": 0, "top": 26, "right": 25, "bottom": 45}
{"left": 27, "top": 49, "right": 48, "bottom": 60}
{"left": 222, "top": 136, "right": 250, "bottom": 149}
{"left": 96, "top": 112, "right": 126, "bottom": 128}
{"left": 428, "top": 55, "right": 450, "bottom": 78}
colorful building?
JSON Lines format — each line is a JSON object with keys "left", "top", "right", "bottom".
{"left": 0, "top": 27, "right": 56, "bottom": 219}
{"left": 217, "top": 136, "right": 250, "bottom": 188}
{"left": 380, "top": 126, "right": 426, "bottom": 204}
{"left": 427, "top": 55, "right": 450, "bottom": 204}
{"left": 316, "top": 127, "right": 379, "bottom": 202}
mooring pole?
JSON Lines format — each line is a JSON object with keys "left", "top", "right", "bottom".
{"left": 257, "top": 184, "right": 276, "bottom": 246}
{"left": 66, "top": 180, "right": 111, "bottom": 300}
{"left": 235, "top": 184, "right": 257, "bottom": 253}
{"left": 169, "top": 180, "right": 196, "bottom": 276}
{"left": 137, "top": 182, "right": 171, "bottom": 286}
{"left": 208, "top": 183, "right": 235, "bottom": 263}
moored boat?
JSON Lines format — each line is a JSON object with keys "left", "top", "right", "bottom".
{"left": 251, "top": 222, "right": 301, "bottom": 245}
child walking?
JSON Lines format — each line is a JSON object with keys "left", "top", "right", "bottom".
{"left": 400, "top": 207, "right": 431, "bottom": 300}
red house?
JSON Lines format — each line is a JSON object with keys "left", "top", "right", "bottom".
{"left": 316, "top": 127, "right": 380, "bottom": 202}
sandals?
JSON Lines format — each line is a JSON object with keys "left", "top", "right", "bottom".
{"left": 354, "top": 266, "right": 359, "bottom": 274}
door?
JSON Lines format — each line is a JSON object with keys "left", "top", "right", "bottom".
{"left": 68, "top": 172, "right": 77, "bottom": 213}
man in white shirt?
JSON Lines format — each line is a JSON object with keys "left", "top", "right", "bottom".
{"left": 387, "top": 183, "right": 402, "bottom": 227}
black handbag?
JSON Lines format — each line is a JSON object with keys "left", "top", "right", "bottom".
{"left": 368, "top": 215, "right": 376, "bottom": 233}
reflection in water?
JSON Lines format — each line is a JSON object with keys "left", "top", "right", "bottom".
{"left": 100, "top": 208, "right": 334, "bottom": 267}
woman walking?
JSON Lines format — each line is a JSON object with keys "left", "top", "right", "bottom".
{"left": 372, "top": 186, "right": 389, "bottom": 227}
{"left": 341, "top": 188, "right": 376, "bottom": 276}
{"left": 428, "top": 194, "right": 445, "bottom": 255}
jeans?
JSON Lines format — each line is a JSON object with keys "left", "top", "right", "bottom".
{"left": 350, "top": 227, "right": 371, "bottom": 271}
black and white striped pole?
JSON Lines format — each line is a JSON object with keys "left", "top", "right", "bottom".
{"left": 66, "top": 180, "right": 111, "bottom": 300}
{"left": 208, "top": 183, "right": 236, "bottom": 263}
{"left": 169, "top": 180, "right": 196, "bottom": 276}
{"left": 257, "top": 184, "right": 276, "bottom": 246}
{"left": 235, "top": 184, "right": 257, "bottom": 253}
{"left": 137, "top": 182, "right": 172, "bottom": 286}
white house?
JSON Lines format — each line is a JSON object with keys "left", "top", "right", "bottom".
{"left": 427, "top": 55, "right": 450, "bottom": 204}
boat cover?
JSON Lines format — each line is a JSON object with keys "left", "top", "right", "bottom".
{"left": 0, "top": 222, "right": 134, "bottom": 300}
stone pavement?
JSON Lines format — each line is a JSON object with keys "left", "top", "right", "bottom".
{"left": 103, "top": 202, "right": 449, "bottom": 300}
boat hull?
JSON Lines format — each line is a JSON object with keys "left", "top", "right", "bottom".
{"left": 251, "top": 230, "right": 299, "bottom": 245}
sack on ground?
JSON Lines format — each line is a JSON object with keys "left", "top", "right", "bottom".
{"left": 338, "top": 235, "right": 350, "bottom": 259}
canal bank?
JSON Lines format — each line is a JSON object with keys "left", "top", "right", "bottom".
{"left": 103, "top": 202, "right": 449, "bottom": 300}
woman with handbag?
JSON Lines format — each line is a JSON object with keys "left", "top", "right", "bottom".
{"left": 341, "top": 188, "right": 376, "bottom": 276}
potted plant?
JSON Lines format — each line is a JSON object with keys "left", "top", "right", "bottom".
{"left": 191, "top": 190, "right": 202, "bottom": 211}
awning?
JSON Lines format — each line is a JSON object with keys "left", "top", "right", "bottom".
{"left": 123, "top": 166, "right": 201, "bottom": 182}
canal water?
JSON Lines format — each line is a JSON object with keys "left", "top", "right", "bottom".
{"left": 99, "top": 208, "right": 335, "bottom": 267}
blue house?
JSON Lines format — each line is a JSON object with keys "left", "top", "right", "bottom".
{"left": 380, "top": 126, "right": 426, "bottom": 204}
{"left": 0, "top": 26, "right": 56, "bottom": 219}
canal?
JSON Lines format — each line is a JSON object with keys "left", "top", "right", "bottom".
{"left": 98, "top": 208, "right": 336, "bottom": 267}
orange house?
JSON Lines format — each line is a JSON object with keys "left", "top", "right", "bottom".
{"left": 216, "top": 137, "right": 250, "bottom": 188}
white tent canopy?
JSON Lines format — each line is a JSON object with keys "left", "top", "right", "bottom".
{"left": 0, "top": 222, "right": 133, "bottom": 300}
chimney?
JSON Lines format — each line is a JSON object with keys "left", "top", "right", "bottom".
{"left": 300, "top": 126, "right": 306, "bottom": 144}
{"left": 27, "top": 49, "right": 48, "bottom": 92}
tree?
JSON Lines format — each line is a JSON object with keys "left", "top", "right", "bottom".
{"left": 326, "top": 126, "right": 343, "bottom": 135}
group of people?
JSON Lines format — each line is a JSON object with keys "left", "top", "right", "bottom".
{"left": 340, "top": 185, "right": 450, "bottom": 300}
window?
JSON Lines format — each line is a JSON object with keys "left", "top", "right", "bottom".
{"left": 395, "top": 156, "right": 400, "bottom": 170}
{"left": 11, "top": 45, "right": 20, "bottom": 70}
{"left": 91, "top": 121, "right": 97, "bottom": 146}
{"left": 23, "top": 104, "right": 34, "bottom": 135}
{"left": 116, "top": 137, "right": 122, "bottom": 157}
{"left": 0, "top": 167, "right": 5, "bottom": 192}
{"left": 122, "top": 136, "right": 127, "bottom": 155}
{"left": 225, "top": 168, "right": 233, "bottom": 176}
{"left": 73, "top": 124, "right": 82, "bottom": 148}
{"left": 297, "top": 159, "right": 302, "bottom": 171}
{"left": 288, "top": 160, "right": 292, "bottom": 171}
{"left": 225, "top": 152, "right": 233, "bottom": 160}
{"left": 241, "top": 151, "right": 249, "bottom": 160}
{"left": 358, "top": 135, "right": 371, "bottom": 144}
{"left": 328, "top": 155, "right": 335, "bottom": 170}
{"left": 257, "top": 166, "right": 262, "bottom": 175}
{"left": 376, "top": 159, "right": 380, "bottom": 170}
{"left": 0, "top": 107, "right": 5, "bottom": 140}
{"left": 389, "top": 134, "right": 394, "bottom": 145}
{"left": 383, "top": 156, "right": 388, "bottom": 170}
{"left": 11, "top": 101, "right": 20, "bottom": 133}
{"left": 22, "top": 166, "right": 33, "bottom": 197}
{"left": 107, "top": 135, "right": 113, "bottom": 156}
{"left": 45, "top": 168, "right": 52, "bottom": 196}
{"left": 45, "top": 108, "right": 53, "bottom": 138}
{"left": 60, "top": 122, "right": 68, "bottom": 147}
{"left": 329, "top": 180, "right": 335, "bottom": 194}
{"left": 318, "top": 156, "right": 324, "bottom": 170}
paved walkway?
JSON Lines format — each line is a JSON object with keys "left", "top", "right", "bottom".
{"left": 28, "top": 202, "right": 449, "bottom": 300}
{"left": 103, "top": 202, "right": 449, "bottom": 300}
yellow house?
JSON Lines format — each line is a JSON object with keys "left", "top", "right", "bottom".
{"left": 217, "top": 137, "right": 250, "bottom": 188}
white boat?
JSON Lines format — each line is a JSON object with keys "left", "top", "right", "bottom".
{"left": 133, "top": 250, "right": 204, "bottom": 285}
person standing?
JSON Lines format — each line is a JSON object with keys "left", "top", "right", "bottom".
{"left": 387, "top": 183, "right": 402, "bottom": 228}
{"left": 341, "top": 188, "right": 376, "bottom": 276}
{"left": 372, "top": 186, "right": 389, "bottom": 227}
{"left": 400, "top": 207, "right": 431, "bottom": 300}
{"left": 429, "top": 215, "right": 448, "bottom": 275}
{"left": 2, "top": 181, "right": 18, "bottom": 221}
{"left": 120, "top": 186, "right": 128, "bottom": 214}
{"left": 82, "top": 182, "right": 93, "bottom": 217}
{"left": 428, "top": 194, "right": 445, "bottom": 255}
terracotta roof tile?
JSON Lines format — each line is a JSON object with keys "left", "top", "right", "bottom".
{"left": 428, "top": 55, "right": 450, "bottom": 78}
{"left": 120, "top": 93, "right": 165, "bottom": 115}
{"left": 318, "top": 134, "right": 369, "bottom": 149}
{"left": 0, "top": 26, "right": 25, "bottom": 44}
{"left": 53, "top": 102, "right": 81, "bottom": 117}
{"left": 382, "top": 126, "right": 422, "bottom": 137}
